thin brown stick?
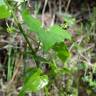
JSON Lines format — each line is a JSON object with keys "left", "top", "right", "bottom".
{"left": 65, "top": 0, "right": 71, "bottom": 12}
{"left": 42, "top": 0, "right": 48, "bottom": 27}
{"left": 11, "top": 54, "right": 23, "bottom": 82}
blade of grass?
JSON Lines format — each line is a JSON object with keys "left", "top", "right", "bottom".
{"left": 7, "top": 48, "right": 14, "bottom": 81}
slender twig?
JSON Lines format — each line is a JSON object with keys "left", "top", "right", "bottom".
{"left": 59, "top": 0, "right": 62, "bottom": 14}
{"left": 42, "top": 0, "right": 48, "bottom": 27}
{"left": 11, "top": 54, "right": 23, "bottom": 82}
{"left": 65, "top": 0, "right": 71, "bottom": 12}
{"left": 51, "top": 14, "right": 55, "bottom": 26}
{"left": 14, "top": 14, "right": 39, "bottom": 66}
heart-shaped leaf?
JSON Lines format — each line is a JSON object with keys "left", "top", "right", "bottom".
{"left": 19, "top": 68, "right": 48, "bottom": 96}
{"left": 22, "top": 10, "right": 71, "bottom": 51}
{"left": 53, "top": 43, "right": 70, "bottom": 62}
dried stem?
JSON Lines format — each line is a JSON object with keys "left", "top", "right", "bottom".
{"left": 65, "top": 0, "right": 71, "bottom": 12}
{"left": 42, "top": 0, "right": 48, "bottom": 27}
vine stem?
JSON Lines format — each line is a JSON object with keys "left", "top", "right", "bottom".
{"left": 5, "top": 0, "right": 39, "bottom": 66}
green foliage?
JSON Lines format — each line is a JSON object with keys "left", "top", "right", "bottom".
{"left": 63, "top": 13, "right": 76, "bottom": 27}
{"left": 22, "top": 10, "right": 71, "bottom": 51}
{"left": 22, "top": 10, "right": 42, "bottom": 33}
{"left": 2, "top": 1, "right": 96, "bottom": 96}
{"left": 60, "top": 13, "right": 76, "bottom": 29}
{"left": 0, "top": 0, "right": 11, "bottom": 19}
{"left": 20, "top": 9, "right": 72, "bottom": 95}
{"left": 83, "top": 75, "right": 96, "bottom": 89}
{"left": 78, "top": 63, "right": 88, "bottom": 70}
{"left": 89, "top": 7, "right": 96, "bottom": 25}
{"left": 53, "top": 42, "right": 70, "bottom": 62}
{"left": 19, "top": 68, "right": 48, "bottom": 96}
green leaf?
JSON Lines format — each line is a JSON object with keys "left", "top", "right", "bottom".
{"left": 42, "top": 25, "right": 71, "bottom": 51}
{"left": 24, "top": 68, "right": 42, "bottom": 83}
{"left": 19, "top": 69, "right": 48, "bottom": 96}
{"left": 0, "top": 0, "right": 11, "bottom": 19}
{"left": 22, "top": 10, "right": 42, "bottom": 32}
{"left": 22, "top": 10, "right": 71, "bottom": 51}
{"left": 53, "top": 43, "right": 70, "bottom": 62}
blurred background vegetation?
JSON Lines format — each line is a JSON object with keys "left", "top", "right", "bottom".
{"left": 0, "top": 0, "right": 96, "bottom": 96}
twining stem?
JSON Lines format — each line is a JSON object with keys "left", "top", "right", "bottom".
{"left": 5, "top": 0, "right": 39, "bottom": 66}
{"left": 13, "top": 12, "right": 39, "bottom": 66}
